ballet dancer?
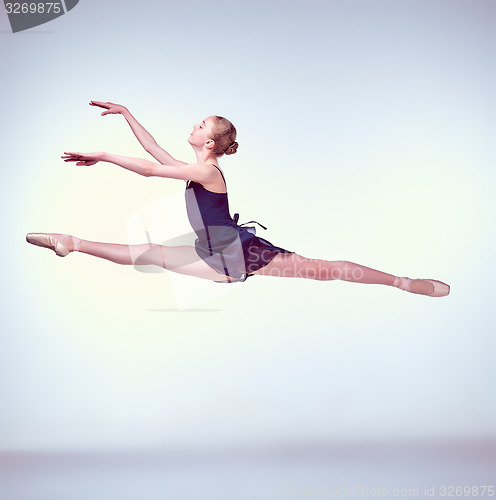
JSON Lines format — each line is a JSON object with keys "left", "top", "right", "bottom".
{"left": 26, "top": 101, "right": 450, "bottom": 297}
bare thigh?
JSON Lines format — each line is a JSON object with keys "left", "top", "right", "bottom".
{"left": 252, "top": 253, "right": 324, "bottom": 278}
{"left": 137, "top": 244, "right": 231, "bottom": 282}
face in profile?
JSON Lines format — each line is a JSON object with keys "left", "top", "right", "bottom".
{"left": 188, "top": 117, "right": 216, "bottom": 148}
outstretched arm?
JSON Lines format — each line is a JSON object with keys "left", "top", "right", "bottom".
{"left": 62, "top": 151, "right": 216, "bottom": 184}
{"left": 89, "top": 101, "right": 186, "bottom": 167}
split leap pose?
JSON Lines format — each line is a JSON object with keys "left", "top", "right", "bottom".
{"left": 26, "top": 101, "right": 450, "bottom": 297}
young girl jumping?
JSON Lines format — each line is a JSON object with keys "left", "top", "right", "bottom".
{"left": 26, "top": 101, "right": 450, "bottom": 297}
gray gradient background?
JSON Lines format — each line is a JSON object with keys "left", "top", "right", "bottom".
{"left": 1, "top": 0, "right": 495, "bottom": 498}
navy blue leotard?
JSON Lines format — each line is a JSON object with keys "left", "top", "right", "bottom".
{"left": 185, "top": 165, "right": 293, "bottom": 282}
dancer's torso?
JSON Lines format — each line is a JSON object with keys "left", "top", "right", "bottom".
{"left": 185, "top": 165, "right": 237, "bottom": 233}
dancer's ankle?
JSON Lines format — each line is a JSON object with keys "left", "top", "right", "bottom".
{"left": 393, "top": 276, "right": 435, "bottom": 296}
{"left": 393, "top": 276, "right": 408, "bottom": 290}
{"left": 71, "top": 236, "right": 81, "bottom": 252}
{"left": 49, "top": 233, "right": 80, "bottom": 253}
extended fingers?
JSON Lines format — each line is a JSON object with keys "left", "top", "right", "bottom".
{"left": 61, "top": 152, "right": 98, "bottom": 167}
{"left": 89, "top": 100, "right": 108, "bottom": 109}
{"left": 61, "top": 152, "right": 81, "bottom": 161}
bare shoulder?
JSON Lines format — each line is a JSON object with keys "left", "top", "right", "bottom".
{"left": 183, "top": 163, "right": 218, "bottom": 181}
{"left": 149, "top": 162, "right": 222, "bottom": 186}
{"left": 196, "top": 163, "right": 226, "bottom": 192}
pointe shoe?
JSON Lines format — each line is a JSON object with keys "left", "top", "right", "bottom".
{"left": 394, "top": 277, "right": 450, "bottom": 297}
{"left": 425, "top": 279, "right": 450, "bottom": 297}
{"left": 26, "top": 233, "right": 70, "bottom": 257}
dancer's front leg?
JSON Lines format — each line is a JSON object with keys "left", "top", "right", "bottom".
{"left": 78, "top": 238, "right": 230, "bottom": 280}
{"left": 26, "top": 233, "right": 229, "bottom": 281}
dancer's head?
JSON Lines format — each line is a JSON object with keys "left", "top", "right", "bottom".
{"left": 188, "top": 116, "right": 238, "bottom": 157}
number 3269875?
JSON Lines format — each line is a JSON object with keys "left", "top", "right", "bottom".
{"left": 5, "top": 3, "right": 62, "bottom": 14}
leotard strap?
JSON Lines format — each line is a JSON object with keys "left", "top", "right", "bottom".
{"left": 185, "top": 164, "right": 226, "bottom": 189}
{"left": 211, "top": 164, "right": 227, "bottom": 188}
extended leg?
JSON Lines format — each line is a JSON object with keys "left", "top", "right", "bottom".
{"left": 253, "top": 254, "right": 395, "bottom": 284}
{"left": 26, "top": 233, "right": 229, "bottom": 281}
{"left": 252, "top": 253, "right": 449, "bottom": 296}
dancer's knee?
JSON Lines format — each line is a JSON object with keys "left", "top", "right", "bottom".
{"left": 295, "top": 258, "right": 337, "bottom": 281}
{"left": 132, "top": 243, "right": 166, "bottom": 268}
{"left": 326, "top": 260, "right": 364, "bottom": 282}
{"left": 302, "top": 259, "right": 335, "bottom": 281}
{"left": 308, "top": 260, "right": 344, "bottom": 281}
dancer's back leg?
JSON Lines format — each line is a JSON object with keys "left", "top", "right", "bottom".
{"left": 252, "top": 253, "right": 396, "bottom": 284}
{"left": 252, "top": 253, "right": 448, "bottom": 296}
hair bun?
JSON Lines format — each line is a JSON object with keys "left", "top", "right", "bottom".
{"left": 225, "top": 141, "right": 238, "bottom": 156}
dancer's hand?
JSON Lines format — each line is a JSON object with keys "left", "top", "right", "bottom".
{"left": 61, "top": 151, "right": 104, "bottom": 166}
{"left": 89, "top": 100, "right": 127, "bottom": 116}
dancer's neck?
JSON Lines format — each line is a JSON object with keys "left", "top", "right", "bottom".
{"left": 192, "top": 146, "right": 218, "bottom": 166}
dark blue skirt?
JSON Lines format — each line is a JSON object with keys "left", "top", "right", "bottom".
{"left": 194, "top": 224, "right": 293, "bottom": 283}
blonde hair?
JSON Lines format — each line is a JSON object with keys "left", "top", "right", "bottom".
{"left": 211, "top": 116, "right": 238, "bottom": 156}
